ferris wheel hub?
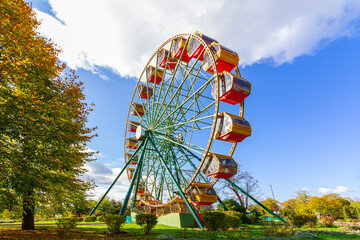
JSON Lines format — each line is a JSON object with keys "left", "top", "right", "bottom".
{"left": 136, "top": 126, "right": 146, "bottom": 141}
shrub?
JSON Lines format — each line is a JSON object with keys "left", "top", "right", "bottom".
{"left": 202, "top": 211, "right": 226, "bottom": 231}
{"left": 104, "top": 215, "right": 126, "bottom": 235}
{"left": 223, "top": 211, "right": 243, "bottom": 229}
{"left": 306, "top": 213, "right": 318, "bottom": 228}
{"left": 289, "top": 213, "right": 317, "bottom": 228}
{"left": 84, "top": 216, "right": 97, "bottom": 222}
{"left": 70, "top": 216, "right": 83, "bottom": 222}
{"left": 322, "top": 216, "right": 335, "bottom": 227}
{"left": 135, "top": 213, "right": 158, "bottom": 235}
{"left": 250, "top": 209, "right": 262, "bottom": 223}
{"left": 56, "top": 217, "right": 77, "bottom": 238}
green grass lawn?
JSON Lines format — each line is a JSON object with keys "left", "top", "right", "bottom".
{"left": 1, "top": 221, "right": 360, "bottom": 239}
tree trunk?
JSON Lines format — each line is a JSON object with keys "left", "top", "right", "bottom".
{"left": 22, "top": 191, "right": 35, "bottom": 230}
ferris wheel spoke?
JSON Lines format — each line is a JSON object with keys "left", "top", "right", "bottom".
{"left": 154, "top": 75, "right": 214, "bottom": 129}
{"left": 168, "top": 93, "right": 211, "bottom": 131}
{"left": 152, "top": 63, "right": 199, "bottom": 128}
{"left": 155, "top": 134, "right": 205, "bottom": 156}
{"left": 153, "top": 62, "right": 202, "bottom": 128}
{"left": 157, "top": 114, "right": 214, "bottom": 132}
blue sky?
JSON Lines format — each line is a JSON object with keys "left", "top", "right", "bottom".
{"left": 28, "top": 0, "right": 360, "bottom": 203}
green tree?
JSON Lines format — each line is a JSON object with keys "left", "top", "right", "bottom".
{"left": 217, "top": 199, "right": 246, "bottom": 213}
{"left": 97, "top": 197, "right": 123, "bottom": 216}
{"left": 0, "top": 0, "right": 96, "bottom": 230}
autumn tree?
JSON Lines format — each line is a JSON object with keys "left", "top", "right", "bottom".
{"left": 0, "top": 0, "right": 96, "bottom": 230}
{"left": 307, "top": 194, "right": 351, "bottom": 219}
{"left": 261, "top": 198, "right": 281, "bottom": 215}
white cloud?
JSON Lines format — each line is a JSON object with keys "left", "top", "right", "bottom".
{"left": 84, "top": 162, "right": 130, "bottom": 185}
{"left": 83, "top": 161, "right": 131, "bottom": 200}
{"left": 318, "top": 186, "right": 358, "bottom": 194}
{"left": 33, "top": 0, "right": 360, "bottom": 78}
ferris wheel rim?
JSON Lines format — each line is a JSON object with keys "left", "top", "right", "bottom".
{"left": 123, "top": 33, "right": 241, "bottom": 208}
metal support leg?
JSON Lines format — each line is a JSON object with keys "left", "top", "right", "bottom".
{"left": 131, "top": 157, "right": 144, "bottom": 209}
{"left": 88, "top": 140, "right": 146, "bottom": 216}
{"left": 177, "top": 145, "right": 229, "bottom": 211}
{"left": 224, "top": 179, "right": 287, "bottom": 224}
{"left": 148, "top": 136, "right": 204, "bottom": 229}
{"left": 120, "top": 138, "right": 149, "bottom": 215}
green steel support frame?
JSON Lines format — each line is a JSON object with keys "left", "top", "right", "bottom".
{"left": 88, "top": 139, "right": 146, "bottom": 216}
{"left": 178, "top": 145, "right": 287, "bottom": 224}
{"left": 224, "top": 179, "right": 287, "bottom": 224}
{"left": 131, "top": 150, "right": 145, "bottom": 209}
{"left": 148, "top": 135, "right": 205, "bottom": 229}
{"left": 120, "top": 138, "right": 149, "bottom": 215}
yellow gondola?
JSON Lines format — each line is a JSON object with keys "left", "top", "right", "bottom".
{"left": 212, "top": 71, "right": 251, "bottom": 105}
{"left": 203, "top": 153, "right": 238, "bottom": 179}
{"left": 133, "top": 182, "right": 145, "bottom": 194}
{"left": 137, "top": 84, "right": 153, "bottom": 99}
{"left": 203, "top": 42, "right": 239, "bottom": 74}
{"left": 215, "top": 112, "right": 251, "bottom": 143}
{"left": 187, "top": 31, "right": 217, "bottom": 61}
{"left": 125, "top": 153, "right": 138, "bottom": 165}
{"left": 170, "top": 198, "right": 190, "bottom": 213}
{"left": 186, "top": 182, "right": 217, "bottom": 206}
{"left": 146, "top": 65, "right": 164, "bottom": 84}
{"left": 158, "top": 48, "right": 177, "bottom": 70}
{"left": 125, "top": 137, "right": 138, "bottom": 149}
{"left": 170, "top": 37, "right": 191, "bottom": 63}
{"left": 127, "top": 121, "right": 140, "bottom": 133}
{"left": 127, "top": 168, "right": 135, "bottom": 180}
{"left": 131, "top": 103, "right": 145, "bottom": 117}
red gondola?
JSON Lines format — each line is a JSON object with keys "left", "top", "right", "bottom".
{"left": 127, "top": 121, "right": 140, "bottom": 133}
{"left": 170, "top": 37, "right": 191, "bottom": 63}
{"left": 146, "top": 65, "right": 164, "bottom": 84}
{"left": 158, "top": 48, "right": 177, "bottom": 70}
{"left": 131, "top": 103, "right": 145, "bottom": 117}
{"left": 125, "top": 137, "right": 138, "bottom": 149}
{"left": 187, "top": 31, "right": 217, "bottom": 61}
{"left": 125, "top": 153, "right": 138, "bottom": 165}
{"left": 203, "top": 42, "right": 239, "bottom": 74}
{"left": 212, "top": 71, "right": 251, "bottom": 105}
{"left": 137, "top": 84, "right": 153, "bottom": 99}
{"left": 215, "top": 112, "right": 251, "bottom": 143}
{"left": 203, "top": 153, "right": 237, "bottom": 179}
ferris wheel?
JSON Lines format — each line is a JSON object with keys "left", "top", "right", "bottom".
{"left": 90, "top": 32, "right": 286, "bottom": 228}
